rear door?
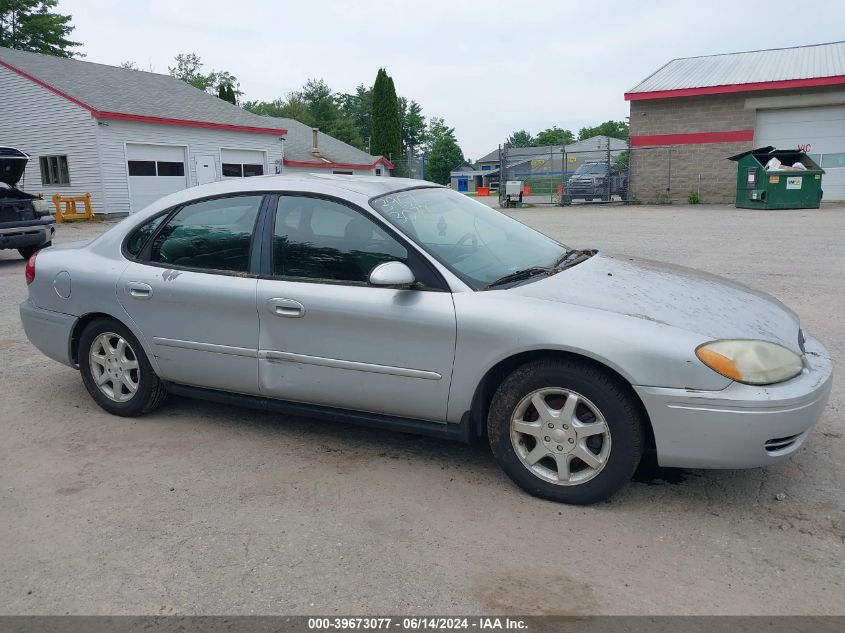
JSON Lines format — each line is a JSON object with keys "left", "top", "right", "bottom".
{"left": 255, "top": 194, "right": 457, "bottom": 421}
{"left": 118, "top": 194, "right": 265, "bottom": 394}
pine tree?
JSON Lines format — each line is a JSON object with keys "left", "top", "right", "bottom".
{"left": 370, "top": 68, "right": 402, "bottom": 163}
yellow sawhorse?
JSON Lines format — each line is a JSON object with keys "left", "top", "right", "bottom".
{"left": 52, "top": 193, "right": 94, "bottom": 223}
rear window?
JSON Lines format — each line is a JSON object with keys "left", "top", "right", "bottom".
{"left": 126, "top": 214, "right": 166, "bottom": 256}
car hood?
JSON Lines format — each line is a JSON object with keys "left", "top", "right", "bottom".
{"left": 0, "top": 150, "right": 29, "bottom": 187}
{"left": 508, "top": 253, "right": 802, "bottom": 353}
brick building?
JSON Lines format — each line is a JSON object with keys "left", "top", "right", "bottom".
{"left": 626, "top": 41, "right": 845, "bottom": 203}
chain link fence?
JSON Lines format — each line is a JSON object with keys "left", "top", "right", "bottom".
{"left": 494, "top": 140, "right": 629, "bottom": 207}
{"left": 451, "top": 139, "right": 724, "bottom": 207}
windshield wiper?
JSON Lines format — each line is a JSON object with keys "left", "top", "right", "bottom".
{"left": 552, "top": 248, "right": 596, "bottom": 270}
{"left": 482, "top": 267, "right": 554, "bottom": 290}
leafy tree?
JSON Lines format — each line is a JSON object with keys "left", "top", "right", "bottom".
{"left": 400, "top": 98, "right": 426, "bottom": 154}
{"left": 505, "top": 129, "right": 534, "bottom": 148}
{"left": 426, "top": 135, "right": 464, "bottom": 185}
{"left": 423, "top": 117, "right": 456, "bottom": 154}
{"left": 535, "top": 126, "right": 575, "bottom": 146}
{"left": 577, "top": 120, "right": 629, "bottom": 141}
{"left": 338, "top": 84, "right": 373, "bottom": 146}
{"left": 0, "top": 0, "right": 80, "bottom": 57}
{"left": 370, "top": 68, "right": 402, "bottom": 162}
{"left": 214, "top": 70, "right": 240, "bottom": 104}
{"left": 168, "top": 53, "right": 242, "bottom": 104}
{"left": 169, "top": 53, "right": 213, "bottom": 91}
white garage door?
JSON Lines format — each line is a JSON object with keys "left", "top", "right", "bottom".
{"left": 755, "top": 105, "right": 845, "bottom": 201}
{"left": 126, "top": 143, "right": 188, "bottom": 213}
{"left": 221, "top": 148, "right": 266, "bottom": 178}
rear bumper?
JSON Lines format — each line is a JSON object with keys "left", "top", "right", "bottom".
{"left": 635, "top": 335, "right": 833, "bottom": 469}
{"left": 19, "top": 299, "right": 77, "bottom": 367}
{"left": 0, "top": 221, "right": 55, "bottom": 250}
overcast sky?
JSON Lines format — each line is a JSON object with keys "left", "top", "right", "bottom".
{"left": 61, "top": 0, "right": 844, "bottom": 159}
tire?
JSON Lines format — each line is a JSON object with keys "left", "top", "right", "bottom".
{"left": 488, "top": 358, "right": 645, "bottom": 504}
{"left": 18, "top": 241, "right": 50, "bottom": 259}
{"left": 78, "top": 317, "right": 168, "bottom": 417}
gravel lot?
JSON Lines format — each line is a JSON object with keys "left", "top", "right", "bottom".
{"left": 1, "top": 204, "right": 843, "bottom": 615}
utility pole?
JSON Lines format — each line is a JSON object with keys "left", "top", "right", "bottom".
{"left": 606, "top": 137, "right": 611, "bottom": 202}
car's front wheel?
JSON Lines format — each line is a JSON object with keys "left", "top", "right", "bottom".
{"left": 488, "top": 358, "right": 645, "bottom": 504}
{"left": 78, "top": 317, "right": 167, "bottom": 416}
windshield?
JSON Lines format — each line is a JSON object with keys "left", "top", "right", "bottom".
{"left": 573, "top": 163, "right": 607, "bottom": 175}
{"left": 370, "top": 187, "right": 567, "bottom": 289}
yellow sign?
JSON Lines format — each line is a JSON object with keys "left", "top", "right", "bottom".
{"left": 769, "top": 175, "right": 780, "bottom": 184}
{"left": 568, "top": 157, "right": 577, "bottom": 163}
{"left": 530, "top": 159, "right": 546, "bottom": 167}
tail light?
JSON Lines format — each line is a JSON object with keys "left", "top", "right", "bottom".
{"left": 25, "top": 252, "right": 37, "bottom": 285}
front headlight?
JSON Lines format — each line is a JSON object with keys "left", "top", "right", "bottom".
{"left": 695, "top": 339, "right": 803, "bottom": 385}
{"left": 32, "top": 199, "right": 52, "bottom": 215}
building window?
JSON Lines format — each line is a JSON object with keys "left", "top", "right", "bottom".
{"left": 332, "top": 170, "right": 354, "bottom": 175}
{"left": 156, "top": 161, "right": 185, "bottom": 177}
{"left": 375, "top": 168, "right": 382, "bottom": 176}
{"left": 39, "top": 155, "right": 70, "bottom": 185}
{"left": 222, "top": 163, "right": 265, "bottom": 178}
{"left": 127, "top": 161, "right": 185, "bottom": 177}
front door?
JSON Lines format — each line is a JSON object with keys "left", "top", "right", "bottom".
{"left": 194, "top": 155, "right": 217, "bottom": 185}
{"left": 256, "top": 195, "right": 456, "bottom": 421}
{"left": 118, "top": 194, "right": 264, "bottom": 394}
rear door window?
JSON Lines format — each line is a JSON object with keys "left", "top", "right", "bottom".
{"left": 147, "top": 195, "right": 263, "bottom": 273}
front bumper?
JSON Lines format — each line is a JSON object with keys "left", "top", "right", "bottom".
{"left": 19, "top": 299, "right": 78, "bottom": 367}
{"left": 0, "top": 219, "right": 55, "bottom": 250}
{"left": 635, "top": 335, "right": 833, "bottom": 469}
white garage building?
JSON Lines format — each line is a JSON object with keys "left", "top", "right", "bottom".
{"left": 0, "top": 46, "right": 392, "bottom": 215}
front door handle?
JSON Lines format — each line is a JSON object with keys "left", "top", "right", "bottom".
{"left": 268, "top": 297, "right": 305, "bottom": 318}
{"left": 127, "top": 282, "right": 153, "bottom": 299}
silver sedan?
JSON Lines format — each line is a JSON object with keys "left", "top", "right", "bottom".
{"left": 19, "top": 175, "right": 833, "bottom": 504}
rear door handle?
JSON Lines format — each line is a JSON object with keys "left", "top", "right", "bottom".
{"left": 268, "top": 297, "right": 305, "bottom": 318}
{"left": 127, "top": 282, "right": 153, "bottom": 299}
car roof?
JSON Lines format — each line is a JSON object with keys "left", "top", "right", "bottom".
{"left": 125, "top": 174, "right": 444, "bottom": 222}
{"left": 249, "top": 173, "right": 440, "bottom": 197}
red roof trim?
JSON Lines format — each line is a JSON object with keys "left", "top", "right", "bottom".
{"left": 284, "top": 156, "right": 395, "bottom": 170}
{"left": 625, "top": 75, "right": 845, "bottom": 100}
{"left": 1, "top": 58, "right": 287, "bottom": 135}
{"left": 0, "top": 58, "right": 95, "bottom": 112}
{"left": 630, "top": 130, "right": 754, "bottom": 146}
{"left": 96, "top": 111, "right": 286, "bottom": 135}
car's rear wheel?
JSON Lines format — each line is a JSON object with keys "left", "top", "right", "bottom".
{"left": 488, "top": 358, "right": 644, "bottom": 504}
{"left": 18, "top": 242, "right": 50, "bottom": 259}
{"left": 78, "top": 317, "right": 167, "bottom": 416}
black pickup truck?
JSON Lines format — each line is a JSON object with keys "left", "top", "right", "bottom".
{"left": 0, "top": 147, "right": 55, "bottom": 259}
{"left": 565, "top": 162, "right": 627, "bottom": 202}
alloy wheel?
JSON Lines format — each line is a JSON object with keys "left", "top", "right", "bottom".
{"left": 88, "top": 332, "right": 140, "bottom": 403}
{"left": 510, "top": 387, "right": 611, "bottom": 486}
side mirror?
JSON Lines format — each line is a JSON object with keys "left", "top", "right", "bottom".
{"left": 369, "top": 261, "right": 415, "bottom": 287}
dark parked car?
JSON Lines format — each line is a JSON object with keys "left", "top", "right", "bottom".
{"left": 566, "top": 162, "right": 627, "bottom": 202}
{"left": 0, "top": 147, "right": 55, "bottom": 258}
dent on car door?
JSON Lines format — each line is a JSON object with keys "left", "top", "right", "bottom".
{"left": 118, "top": 194, "right": 265, "bottom": 394}
{"left": 256, "top": 195, "right": 457, "bottom": 421}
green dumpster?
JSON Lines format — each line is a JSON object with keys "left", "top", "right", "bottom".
{"left": 728, "top": 146, "right": 824, "bottom": 209}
